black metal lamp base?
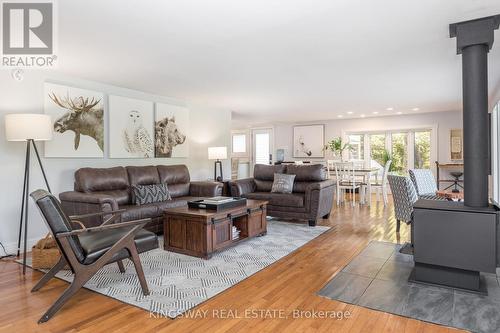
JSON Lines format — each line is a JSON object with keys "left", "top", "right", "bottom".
{"left": 213, "top": 160, "right": 223, "bottom": 182}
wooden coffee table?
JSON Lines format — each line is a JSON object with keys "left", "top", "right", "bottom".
{"left": 163, "top": 199, "right": 268, "bottom": 259}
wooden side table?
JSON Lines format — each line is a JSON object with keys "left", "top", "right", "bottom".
{"left": 436, "top": 190, "right": 464, "bottom": 201}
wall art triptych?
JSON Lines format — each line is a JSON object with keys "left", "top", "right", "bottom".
{"left": 43, "top": 82, "right": 190, "bottom": 159}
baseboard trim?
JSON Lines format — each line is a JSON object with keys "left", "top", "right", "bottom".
{"left": 1, "top": 237, "right": 41, "bottom": 256}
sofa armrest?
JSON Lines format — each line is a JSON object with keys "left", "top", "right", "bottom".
{"left": 59, "top": 191, "right": 120, "bottom": 227}
{"left": 189, "top": 181, "right": 223, "bottom": 197}
{"left": 305, "top": 179, "right": 336, "bottom": 192}
{"left": 228, "top": 178, "right": 256, "bottom": 197}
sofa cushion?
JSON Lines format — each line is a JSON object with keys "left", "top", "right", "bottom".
{"left": 242, "top": 192, "right": 304, "bottom": 207}
{"left": 119, "top": 203, "right": 160, "bottom": 221}
{"left": 75, "top": 167, "right": 129, "bottom": 192}
{"left": 271, "top": 173, "right": 296, "bottom": 194}
{"left": 127, "top": 166, "right": 160, "bottom": 186}
{"left": 157, "top": 165, "right": 190, "bottom": 197}
{"left": 255, "top": 179, "right": 273, "bottom": 192}
{"left": 254, "top": 164, "right": 286, "bottom": 181}
{"left": 286, "top": 164, "right": 327, "bottom": 181}
{"left": 157, "top": 165, "right": 190, "bottom": 184}
{"left": 132, "top": 183, "right": 171, "bottom": 205}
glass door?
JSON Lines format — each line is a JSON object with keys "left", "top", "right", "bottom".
{"left": 251, "top": 128, "right": 273, "bottom": 174}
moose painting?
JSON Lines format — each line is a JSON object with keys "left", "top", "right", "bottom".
{"left": 44, "top": 83, "right": 105, "bottom": 158}
{"left": 155, "top": 103, "right": 189, "bottom": 158}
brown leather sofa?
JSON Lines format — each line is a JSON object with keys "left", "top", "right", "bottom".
{"left": 59, "top": 165, "right": 222, "bottom": 233}
{"left": 229, "top": 164, "right": 335, "bottom": 226}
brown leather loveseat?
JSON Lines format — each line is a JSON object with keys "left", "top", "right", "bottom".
{"left": 229, "top": 164, "right": 335, "bottom": 226}
{"left": 59, "top": 165, "right": 222, "bottom": 233}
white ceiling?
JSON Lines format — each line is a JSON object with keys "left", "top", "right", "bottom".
{"left": 55, "top": 0, "right": 500, "bottom": 126}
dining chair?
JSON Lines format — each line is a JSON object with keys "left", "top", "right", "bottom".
{"left": 30, "top": 189, "right": 158, "bottom": 323}
{"left": 408, "top": 169, "right": 445, "bottom": 200}
{"left": 231, "top": 157, "right": 239, "bottom": 180}
{"left": 333, "top": 161, "right": 365, "bottom": 206}
{"left": 371, "top": 160, "right": 392, "bottom": 206}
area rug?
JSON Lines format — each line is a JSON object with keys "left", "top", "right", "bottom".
{"left": 25, "top": 220, "right": 329, "bottom": 318}
{"left": 318, "top": 241, "right": 500, "bottom": 333}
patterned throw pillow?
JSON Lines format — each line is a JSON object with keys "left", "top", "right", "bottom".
{"left": 132, "top": 183, "right": 171, "bottom": 205}
{"left": 271, "top": 173, "right": 296, "bottom": 194}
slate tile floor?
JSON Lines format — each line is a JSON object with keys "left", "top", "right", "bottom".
{"left": 318, "top": 241, "right": 500, "bottom": 333}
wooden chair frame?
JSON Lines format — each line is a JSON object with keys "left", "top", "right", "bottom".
{"left": 32, "top": 208, "right": 151, "bottom": 324}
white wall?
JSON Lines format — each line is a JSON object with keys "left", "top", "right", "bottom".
{"left": 0, "top": 71, "right": 231, "bottom": 253}
{"left": 270, "top": 111, "right": 461, "bottom": 164}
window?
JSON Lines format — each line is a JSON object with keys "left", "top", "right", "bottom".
{"left": 414, "top": 130, "right": 431, "bottom": 169}
{"left": 232, "top": 134, "right": 246, "bottom": 153}
{"left": 370, "top": 133, "right": 386, "bottom": 166}
{"left": 348, "top": 134, "right": 364, "bottom": 160}
{"left": 391, "top": 132, "right": 408, "bottom": 173}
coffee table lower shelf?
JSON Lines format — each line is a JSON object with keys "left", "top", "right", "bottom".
{"left": 163, "top": 200, "right": 268, "bottom": 259}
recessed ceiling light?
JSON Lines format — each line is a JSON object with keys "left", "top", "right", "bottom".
{"left": 372, "top": 111, "right": 379, "bottom": 114}
{"left": 337, "top": 115, "right": 343, "bottom": 118}
{"left": 412, "top": 107, "right": 420, "bottom": 111}
{"left": 347, "top": 111, "right": 354, "bottom": 114}
{"left": 386, "top": 107, "right": 394, "bottom": 111}
{"left": 396, "top": 111, "right": 403, "bottom": 115}
{"left": 360, "top": 114, "right": 366, "bottom": 118}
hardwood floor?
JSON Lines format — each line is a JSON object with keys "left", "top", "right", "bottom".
{"left": 0, "top": 195, "right": 462, "bottom": 333}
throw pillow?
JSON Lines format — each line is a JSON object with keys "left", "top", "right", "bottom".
{"left": 132, "top": 183, "right": 171, "bottom": 205}
{"left": 271, "top": 173, "right": 295, "bottom": 194}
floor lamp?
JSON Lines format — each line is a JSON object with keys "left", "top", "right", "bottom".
{"left": 5, "top": 114, "right": 53, "bottom": 274}
{"left": 208, "top": 146, "right": 227, "bottom": 181}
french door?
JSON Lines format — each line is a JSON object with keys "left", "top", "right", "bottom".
{"left": 251, "top": 128, "right": 274, "bottom": 175}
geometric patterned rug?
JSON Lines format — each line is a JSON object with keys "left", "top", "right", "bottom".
{"left": 26, "top": 220, "right": 329, "bottom": 318}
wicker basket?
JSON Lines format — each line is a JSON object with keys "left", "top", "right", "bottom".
{"left": 31, "top": 234, "right": 61, "bottom": 269}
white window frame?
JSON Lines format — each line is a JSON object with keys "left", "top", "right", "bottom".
{"left": 342, "top": 124, "right": 438, "bottom": 173}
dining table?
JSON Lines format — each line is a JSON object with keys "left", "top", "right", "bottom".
{"left": 328, "top": 167, "right": 380, "bottom": 206}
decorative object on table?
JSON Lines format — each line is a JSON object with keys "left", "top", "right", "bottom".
{"left": 208, "top": 146, "right": 227, "bottom": 181}
{"left": 5, "top": 113, "right": 53, "bottom": 274}
{"left": 324, "top": 136, "right": 352, "bottom": 162}
{"left": 109, "top": 95, "right": 154, "bottom": 158}
{"left": 436, "top": 189, "right": 464, "bottom": 201}
{"left": 187, "top": 196, "right": 247, "bottom": 211}
{"left": 31, "top": 234, "right": 62, "bottom": 270}
{"left": 271, "top": 173, "right": 295, "bottom": 194}
{"left": 154, "top": 103, "right": 189, "bottom": 158}
{"left": 232, "top": 226, "right": 241, "bottom": 240}
{"left": 447, "top": 171, "right": 464, "bottom": 193}
{"left": 132, "top": 183, "right": 172, "bottom": 205}
{"left": 44, "top": 83, "right": 104, "bottom": 158}
{"left": 276, "top": 148, "right": 285, "bottom": 162}
{"left": 293, "top": 124, "right": 325, "bottom": 158}
{"left": 450, "top": 128, "right": 463, "bottom": 160}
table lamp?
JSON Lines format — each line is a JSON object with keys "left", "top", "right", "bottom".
{"left": 5, "top": 113, "right": 52, "bottom": 274}
{"left": 208, "top": 146, "right": 227, "bottom": 181}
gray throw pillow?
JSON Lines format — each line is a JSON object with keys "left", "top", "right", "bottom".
{"left": 271, "top": 173, "right": 295, "bottom": 194}
{"left": 132, "top": 183, "right": 171, "bottom": 205}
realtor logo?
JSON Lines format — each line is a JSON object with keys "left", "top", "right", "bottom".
{"left": 2, "top": 1, "right": 57, "bottom": 68}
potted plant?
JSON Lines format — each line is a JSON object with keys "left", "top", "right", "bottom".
{"left": 324, "top": 137, "right": 353, "bottom": 161}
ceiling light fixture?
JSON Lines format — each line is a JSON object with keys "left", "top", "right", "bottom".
{"left": 372, "top": 111, "right": 379, "bottom": 114}
{"left": 360, "top": 114, "right": 366, "bottom": 118}
{"left": 337, "top": 115, "right": 343, "bottom": 118}
{"left": 396, "top": 111, "right": 403, "bottom": 115}
{"left": 386, "top": 107, "right": 394, "bottom": 111}
{"left": 347, "top": 111, "right": 354, "bottom": 114}
{"left": 412, "top": 107, "right": 420, "bottom": 111}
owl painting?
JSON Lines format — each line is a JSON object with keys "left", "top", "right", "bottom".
{"left": 123, "top": 110, "right": 154, "bottom": 157}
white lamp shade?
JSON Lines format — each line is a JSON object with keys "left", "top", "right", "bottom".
{"left": 208, "top": 146, "right": 227, "bottom": 160}
{"left": 5, "top": 114, "right": 53, "bottom": 141}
